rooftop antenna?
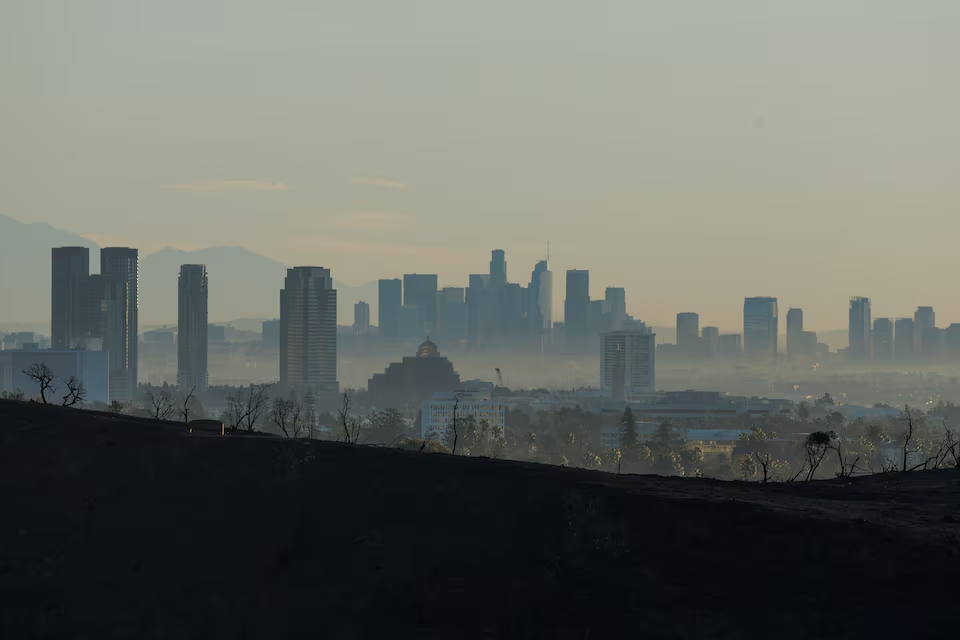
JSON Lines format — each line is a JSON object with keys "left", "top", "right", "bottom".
{"left": 546, "top": 240, "right": 550, "bottom": 261}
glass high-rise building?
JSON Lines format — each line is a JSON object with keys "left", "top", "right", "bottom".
{"left": 676, "top": 312, "right": 700, "bottom": 354}
{"left": 280, "top": 267, "right": 338, "bottom": 406}
{"left": 743, "top": 297, "right": 778, "bottom": 358}
{"left": 848, "top": 297, "right": 871, "bottom": 360}
{"left": 177, "top": 264, "right": 208, "bottom": 395}
{"left": 489, "top": 250, "right": 507, "bottom": 289}
{"left": 872, "top": 318, "right": 893, "bottom": 361}
{"left": 564, "top": 270, "right": 590, "bottom": 349}
{"left": 100, "top": 247, "right": 139, "bottom": 402}
{"left": 51, "top": 247, "right": 91, "bottom": 350}
{"left": 378, "top": 279, "right": 402, "bottom": 340}
{"left": 786, "top": 308, "right": 804, "bottom": 357}
{"left": 894, "top": 318, "right": 914, "bottom": 361}
{"left": 403, "top": 274, "right": 438, "bottom": 335}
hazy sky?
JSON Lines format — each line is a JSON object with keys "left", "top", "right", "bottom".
{"left": 2, "top": 1, "right": 958, "bottom": 332}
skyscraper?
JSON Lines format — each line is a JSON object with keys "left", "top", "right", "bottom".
{"left": 403, "top": 274, "right": 438, "bottom": 335}
{"left": 177, "top": 264, "right": 208, "bottom": 395}
{"left": 743, "top": 297, "right": 778, "bottom": 358}
{"left": 701, "top": 326, "right": 719, "bottom": 356}
{"left": 280, "top": 267, "right": 338, "bottom": 406}
{"left": 600, "top": 328, "right": 656, "bottom": 399}
{"left": 605, "top": 287, "right": 626, "bottom": 330}
{"left": 51, "top": 247, "right": 91, "bottom": 350}
{"left": 528, "top": 260, "right": 553, "bottom": 339}
{"left": 467, "top": 274, "right": 495, "bottom": 347}
{"left": 564, "top": 270, "right": 590, "bottom": 350}
{"left": 872, "top": 318, "right": 893, "bottom": 361}
{"left": 676, "top": 312, "right": 700, "bottom": 355}
{"left": 378, "top": 279, "right": 402, "bottom": 340}
{"left": 894, "top": 318, "right": 914, "bottom": 362}
{"left": 354, "top": 301, "right": 370, "bottom": 336}
{"left": 914, "top": 306, "right": 935, "bottom": 353}
{"left": 489, "top": 250, "right": 507, "bottom": 289}
{"left": 718, "top": 334, "right": 742, "bottom": 358}
{"left": 786, "top": 308, "right": 803, "bottom": 357}
{"left": 848, "top": 297, "right": 871, "bottom": 360}
{"left": 438, "top": 287, "right": 468, "bottom": 342}
{"left": 100, "top": 247, "right": 138, "bottom": 401}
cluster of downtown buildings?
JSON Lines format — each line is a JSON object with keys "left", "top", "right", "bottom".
{"left": 5, "top": 244, "right": 956, "bottom": 410}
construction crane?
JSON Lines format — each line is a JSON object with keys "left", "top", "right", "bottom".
{"left": 495, "top": 368, "right": 504, "bottom": 387}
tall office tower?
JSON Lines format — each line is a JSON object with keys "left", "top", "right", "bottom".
{"left": 894, "top": 318, "right": 915, "bottom": 362}
{"left": 177, "top": 264, "right": 209, "bottom": 395}
{"left": 496, "top": 282, "right": 525, "bottom": 339}
{"left": 743, "top": 297, "right": 778, "bottom": 358}
{"left": 51, "top": 247, "right": 91, "bottom": 349}
{"left": 280, "top": 267, "right": 338, "bottom": 405}
{"left": 528, "top": 260, "right": 553, "bottom": 339}
{"left": 848, "top": 297, "right": 871, "bottom": 360}
{"left": 718, "top": 334, "right": 742, "bottom": 358}
{"left": 564, "top": 270, "right": 590, "bottom": 350}
{"left": 438, "top": 287, "right": 468, "bottom": 342}
{"left": 84, "top": 272, "right": 125, "bottom": 401}
{"left": 262, "top": 319, "right": 280, "bottom": 346}
{"left": 945, "top": 324, "right": 960, "bottom": 359}
{"left": 403, "top": 274, "right": 438, "bottom": 335}
{"left": 600, "top": 329, "right": 656, "bottom": 400}
{"left": 467, "top": 274, "right": 494, "bottom": 347}
{"left": 489, "top": 250, "right": 507, "bottom": 289}
{"left": 378, "top": 279, "right": 402, "bottom": 340}
{"left": 786, "top": 308, "right": 804, "bottom": 357}
{"left": 100, "top": 247, "right": 138, "bottom": 401}
{"left": 914, "top": 306, "right": 935, "bottom": 353}
{"left": 872, "top": 318, "right": 893, "bottom": 361}
{"left": 701, "top": 326, "right": 719, "bottom": 356}
{"left": 676, "top": 312, "right": 700, "bottom": 355}
{"left": 605, "top": 287, "right": 626, "bottom": 330}
{"left": 922, "top": 326, "right": 945, "bottom": 360}
{"left": 353, "top": 301, "right": 370, "bottom": 336}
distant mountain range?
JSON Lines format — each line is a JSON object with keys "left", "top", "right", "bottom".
{"left": 0, "top": 213, "right": 377, "bottom": 327}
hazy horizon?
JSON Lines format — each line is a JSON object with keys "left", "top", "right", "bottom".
{"left": 3, "top": 1, "right": 959, "bottom": 331}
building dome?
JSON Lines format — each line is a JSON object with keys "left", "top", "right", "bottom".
{"left": 416, "top": 338, "right": 439, "bottom": 358}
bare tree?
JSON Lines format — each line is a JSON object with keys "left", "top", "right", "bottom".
{"left": 148, "top": 389, "right": 177, "bottom": 420}
{"left": 225, "top": 383, "right": 273, "bottom": 433}
{"left": 337, "top": 392, "right": 363, "bottom": 443}
{"left": 269, "top": 394, "right": 304, "bottom": 438}
{"left": 59, "top": 375, "right": 86, "bottom": 407}
{"left": 177, "top": 386, "right": 197, "bottom": 423}
{"left": 900, "top": 406, "right": 918, "bottom": 472}
{"left": 22, "top": 362, "right": 57, "bottom": 404}
{"left": 754, "top": 451, "right": 772, "bottom": 483}
{"left": 450, "top": 397, "right": 460, "bottom": 455}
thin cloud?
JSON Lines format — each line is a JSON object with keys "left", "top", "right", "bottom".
{"left": 351, "top": 176, "right": 409, "bottom": 191}
{"left": 163, "top": 180, "right": 290, "bottom": 193}
{"left": 332, "top": 211, "right": 412, "bottom": 231}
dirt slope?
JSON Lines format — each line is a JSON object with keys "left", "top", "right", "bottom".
{"left": 1, "top": 400, "right": 958, "bottom": 639}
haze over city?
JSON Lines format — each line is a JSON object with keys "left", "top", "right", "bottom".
{"left": 4, "top": 1, "right": 960, "bottom": 330}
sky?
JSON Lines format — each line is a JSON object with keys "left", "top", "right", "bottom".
{"left": 2, "top": 0, "right": 959, "bottom": 332}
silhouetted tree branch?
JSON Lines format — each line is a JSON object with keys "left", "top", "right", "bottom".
{"left": 148, "top": 390, "right": 176, "bottom": 420}
{"left": 22, "top": 362, "right": 57, "bottom": 404}
{"left": 59, "top": 375, "right": 86, "bottom": 407}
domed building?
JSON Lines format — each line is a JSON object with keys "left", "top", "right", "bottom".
{"left": 367, "top": 339, "right": 462, "bottom": 412}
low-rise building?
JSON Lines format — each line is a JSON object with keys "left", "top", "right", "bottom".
{"left": 420, "top": 389, "right": 505, "bottom": 442}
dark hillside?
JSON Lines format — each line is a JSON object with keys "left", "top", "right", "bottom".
{"left": 1, "top": 400, "right": 959, "bottom": 638}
